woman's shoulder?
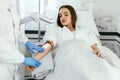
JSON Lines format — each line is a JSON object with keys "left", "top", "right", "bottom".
{"left": 45, "top": 26, "right": 61, "bottom": 35}
{"left": 53, "top": 27, "right": 62, "bottom": 31}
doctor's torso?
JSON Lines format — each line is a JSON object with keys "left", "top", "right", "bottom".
{"left": 0, "top": 7, "right": 20, "bottom": 48}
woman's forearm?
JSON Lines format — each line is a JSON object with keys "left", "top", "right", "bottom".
{"left": 34, "top": 41, "right": 53, "bottom": 60}
{"left": 26, "top": 41, "right": 54, "bottom": 71}
{"left": 91, "top": 44, "right": 104, "bottom": 59}
{"left": 91, "top": 44, "right": 100, "bottom": 53}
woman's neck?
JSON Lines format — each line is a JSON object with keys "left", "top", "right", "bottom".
{"left": 66, "top": 24, "right": 75, "bottom": 31}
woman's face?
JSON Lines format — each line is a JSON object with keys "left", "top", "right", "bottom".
{"left": 59, "top": 8, "right": 72, "bottom": 27}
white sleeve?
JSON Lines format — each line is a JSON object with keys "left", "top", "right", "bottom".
{"left": 0, "top": 38, "right": 25, "bottom": 64}
{"left": 43, "top": 27, "right": 58, "bottom": 48}
{"left": 88, "top": 32, "right": 101, "bottom": 46}
{"left": 0, "top": 9, "right": 25, "bottom": 64}
{"left": 18, "top": 30, "right": 28, "bottom": 44}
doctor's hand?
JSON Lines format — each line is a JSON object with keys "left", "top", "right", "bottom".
{"left": 25, "top": 41, "right": 45, "bottom": 54}
{"left": 23, "top": 57, "right": 41, "bottom": 68}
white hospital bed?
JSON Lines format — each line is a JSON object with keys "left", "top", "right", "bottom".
{"left": 21, "top": 0, "right": 120, "bottom": 80}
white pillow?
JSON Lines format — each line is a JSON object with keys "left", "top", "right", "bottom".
{"left": 44, "top": 6, "right": 58, "bottom": 22}
{"left": 76, "top": 11, "right": 100, "bottom": 36}
{"left": 43, "top": 6, "right": 58, "bottom": 30}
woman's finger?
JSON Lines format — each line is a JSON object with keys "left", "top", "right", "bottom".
{"left": 26, "top": 66, "right": 34, "bottom": 71}
{"left": 97, "top": 52, "right": 104, "bottom": 59}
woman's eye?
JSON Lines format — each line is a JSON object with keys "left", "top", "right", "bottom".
{"left": 65, "top": 15, "right": 68, "bottom": 16}
{"left": 59, "top": 14, "right": 62, "bottom": 17}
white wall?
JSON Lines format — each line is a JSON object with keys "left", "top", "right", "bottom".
{"left": 93, "top": 0, "right": 120, "bottom": 56}
{"left": 94, "top": 0, "right": 120, "bottom": 15}
{"left": 93, "top": 0, "right": 120, "bottom": 33}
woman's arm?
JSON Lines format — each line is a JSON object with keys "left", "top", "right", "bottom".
{"left": 34, "top": 40, "right": 53, "bottom": 60}
{"left": 91, "top": 44, "right": 104, "bottom": 59}
{"left": 26, "top": 40, "right": 54, "bottom": 71}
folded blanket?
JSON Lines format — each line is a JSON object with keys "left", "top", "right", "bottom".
{"left": 100, "top": 46, "right": 120, "bottom": 69}
{"left": 32, "top": 51, "right": 54, "bottom": 79}
{"left": 45, "top": 39, "right": 120, "bottom": 80}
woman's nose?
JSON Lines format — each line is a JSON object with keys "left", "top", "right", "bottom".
{"left": 61, "top": 16, "right": 65, "bottom": 20}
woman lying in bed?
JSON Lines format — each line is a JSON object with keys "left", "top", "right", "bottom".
{"left": 26, "top": 5, "right": 120, "bottom": 80}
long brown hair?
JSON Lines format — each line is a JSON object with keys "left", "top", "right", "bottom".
{"left": 57, "top": 5, "right": 77, "bottom": 29}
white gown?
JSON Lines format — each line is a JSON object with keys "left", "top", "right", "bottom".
{"left": 43, "top": 26, "right": 120, "bottom": 80}
{"left": 0, "top": 0, "right": 28, "bottom": 80}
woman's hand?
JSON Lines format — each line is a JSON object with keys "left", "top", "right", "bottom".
{"left": 91, "top": 44, "right": 104, "bottom": 59}
{"left": 26, "top": 66, "right": 35, "bottom": 71}
{"left": 95, "top": 51, "right": 104, "bottom": 59}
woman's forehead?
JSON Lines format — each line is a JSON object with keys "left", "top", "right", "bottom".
{"left": 59, "top": 8, "right": 70, "bottom": 14}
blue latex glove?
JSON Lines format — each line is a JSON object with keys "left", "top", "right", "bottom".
{"left": 23, "top": 57, "right": 41, "bottom": 68}
{"left": 25, "top": 41, "right": 44, "bottom": 54}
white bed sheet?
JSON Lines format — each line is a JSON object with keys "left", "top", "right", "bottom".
{"left": 44, "top": 39, "right": 120, "bottom": 80}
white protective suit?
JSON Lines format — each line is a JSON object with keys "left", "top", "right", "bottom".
{"left": 42, "top": 26, "right": 120, "bottom": 80}
{"left": 0, "top": 0, "right": 28, "bottom": 80}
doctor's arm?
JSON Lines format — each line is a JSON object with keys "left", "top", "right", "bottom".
{"left": 0, "top": 37, "right": 41, "bottom": 68}
{"left": 18, "top": 31, "right": 44, "bottom": 54}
